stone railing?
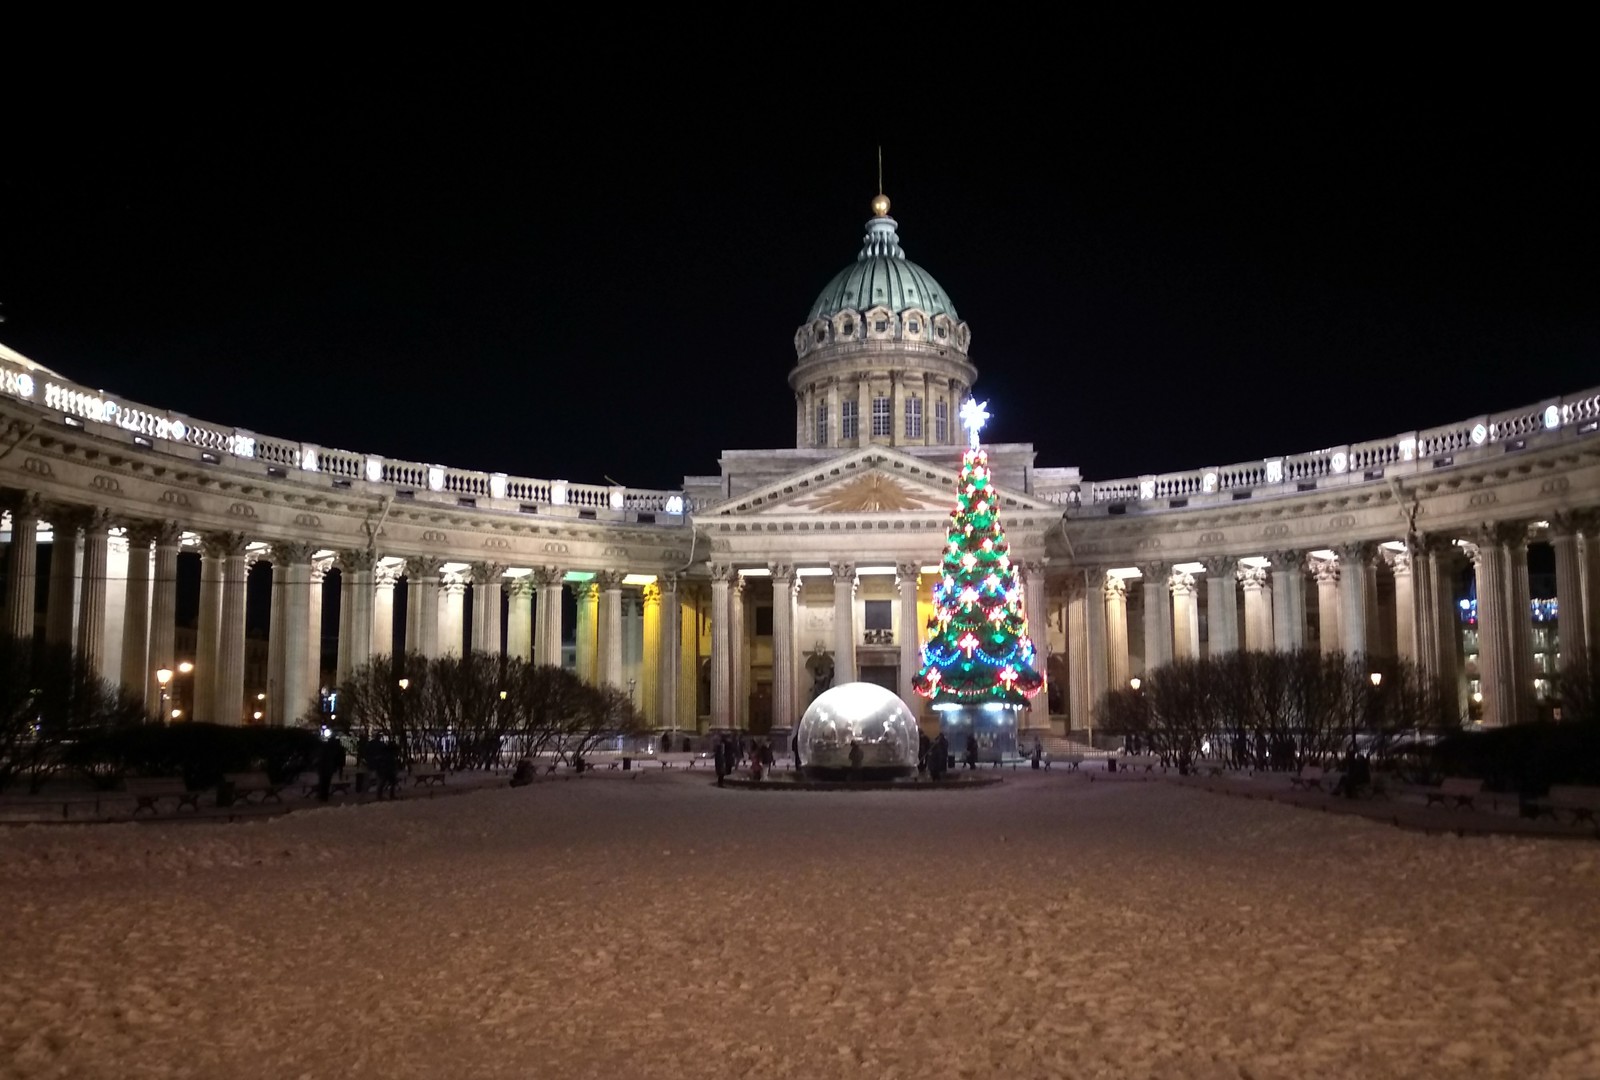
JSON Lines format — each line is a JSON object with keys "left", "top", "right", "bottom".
{"left": 1074, "top": 387, "right": 1600, "bottom": 514}
{"left": 0, "top": 348, "right": 691, "bottom": 524}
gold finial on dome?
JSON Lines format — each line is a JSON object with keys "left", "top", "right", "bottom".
{"left": 872, "top": 145, "right": 891, "bottom": 217}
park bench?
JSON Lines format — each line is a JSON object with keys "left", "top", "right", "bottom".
{"left": 1527, "top": 785, "right": 1600, "bottom": 824}
{"left": 1289, "top": 767, "right": 1327, "bottom": 791}
{"left": 1057, "top": 754, "right": 1084, "bottom": 771}
{"left": 224, "top": 772, "right": 286, "bottom": 803}
{"left": 125, "top": 778, "right": 202, "bottom": 816}
{"left": 1424, "top": 777, "right": 1483, "bottom": 809}
{"left": 410, "top": 765, "right": 446, "bottom": 786}
{"left": 298, "top": 772, "right": 353, "bottom": 798}
{"left": 1121, "top": 755, "right": 1158, "bottom": 773}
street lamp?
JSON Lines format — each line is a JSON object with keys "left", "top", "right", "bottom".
{"left": 1369, "top": 672, "right": 1383, "bottom": 688}
{"left": 1129, "top": 677, "right": 1141, "bottom": 691}
{"left": 155, "top": 668, "right": 173, "bottom": 724}
{"left": 398, "top": 678, "right": 410, "bottom": 691}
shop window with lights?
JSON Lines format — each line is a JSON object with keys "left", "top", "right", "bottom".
{"left": 935, "top": 399, "right": 948, "bottom": 442}
{"left": 905, "top": 397, "right": 923, "bottom": 439}
{"left": 871, "top": 396, "right": 891, "bottom": 437}
{"left": 841, "top": 399, "right": 858, "bottom": 440}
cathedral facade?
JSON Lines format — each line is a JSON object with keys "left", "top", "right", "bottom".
{"left": 2, "top": 196, "right": 1598, "bottom": 737}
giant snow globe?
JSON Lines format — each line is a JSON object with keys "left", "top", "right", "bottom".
{"left": 795, "top": 682, "right": 920, "bottom": 779}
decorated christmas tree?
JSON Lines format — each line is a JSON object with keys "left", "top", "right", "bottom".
{"left": 913, "top": 399, "right": 1045, "bottom": 707}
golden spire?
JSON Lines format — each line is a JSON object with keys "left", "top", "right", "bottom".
{"left": 872, "top": 146, "right": 890, "bottom": 217}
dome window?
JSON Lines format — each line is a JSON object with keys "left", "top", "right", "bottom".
{"left": 907, "top": 320, "right": 920, "bottom": 334}
{"left": 937, "top": 326, "right": 947, "bottom": 339}
{"left": 874, "top": 320, "right": 888, "bottom": 333}
{"left": 816, "top": 328, "right": 826, "bottom": 343}
{"left": 842, "top": 319, "right": 854, "bottom": 336}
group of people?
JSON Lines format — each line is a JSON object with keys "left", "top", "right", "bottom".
{"left": 713, "top": 735, "right": 779, "bottom": 785}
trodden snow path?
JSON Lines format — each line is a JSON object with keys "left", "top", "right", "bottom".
{"left": 2, "top": 773, "right": 1598, "bottom": 1080}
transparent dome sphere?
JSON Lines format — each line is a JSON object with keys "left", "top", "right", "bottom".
{"left": 796, "top": 682, "right": 920, "bottom": 778}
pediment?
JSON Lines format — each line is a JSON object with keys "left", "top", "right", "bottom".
{"left": 703, "top": 446, "right": 1057, "bottom": 517}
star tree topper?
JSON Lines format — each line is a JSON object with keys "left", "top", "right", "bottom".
{"left": 959, "top": 397, "right": 990, "bottom": 448}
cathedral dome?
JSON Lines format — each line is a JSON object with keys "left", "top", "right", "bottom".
{"left": 806, "top": 215, "right": 959, "bottom": 323}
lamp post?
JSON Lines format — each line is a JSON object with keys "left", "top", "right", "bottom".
{"left": 155, "top": 667, "right": 173, "bottom": 724}
{"left": 1358, "top": 671, "right": 1383, "bottom": 756}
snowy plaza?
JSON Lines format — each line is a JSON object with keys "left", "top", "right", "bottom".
{"left": 3, "top": 774, "right": 1598, "bottom": 1080}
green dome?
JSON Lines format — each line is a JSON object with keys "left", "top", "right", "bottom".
{"left": 806, "top": 215, "right": 958, "bottom": 323}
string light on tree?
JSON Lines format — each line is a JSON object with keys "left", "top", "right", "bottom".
{"left": 913, "top": 399, "right": 1044, "bottom": 707}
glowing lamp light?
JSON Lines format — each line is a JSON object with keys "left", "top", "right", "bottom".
{"left": 958, "top": 632, "right": 980, "bottom": 656}
{"left": 664, "top": 495, "right": 685, "bottom": 515}
{"left": 178, "top": 661, "right": 194, "bottom": 674}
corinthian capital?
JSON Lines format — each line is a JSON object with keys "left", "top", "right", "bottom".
{"left": 1102, "top": 572, "right": 1127, "bottom": 600}
{"left": 830, "top": 561, "right": 856, "bottom": 584}
{"left": 594, "top": 569, "right": 626, "bottom": 591}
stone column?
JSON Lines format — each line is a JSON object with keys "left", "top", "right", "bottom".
{"left": 1267, "top": 550, "right": 1300, "bottom": 651}
{"left": 639, "top": 582, "right": 661, "bottom": 724}
{"left": 308, "top": 557, "right": 331, "bottom": 695}
{"left": 1169, "top": 570, "right": 1200, "bottom": 659}
{"left": 469, "top": 562, "right": 504, "bottom": 655}
{"left": 1139, "top": 562, "right": 1170, "bottom": 672}
{"left": 45, "top": 514, "right": 81, "bottom": 648}
{"left": 213, "top": 533, "right": 249, "bottom": 725}
{"left": 148, "top": 524, "right": 182, "bottom": 715}
{"left": 270, "top": 543, "right": 314, "bottom": 725}
{"left": 1104, "top": 573, "right": 1130, "bottom": 690}
{"left": 1284, "top": 556, "right": 1308, "bottom": 650}
{"left": 596, "top": 570, "right": 625, "bottom": 688}
{"left": 729, "top": 575, "right": 747, "bottom": 727}
{"left": 533, "top": 567, "right": 565, "bottom": 667}
{"left": 1203, "top": 557, "right": 1239, "bottom": 655}
{"left": 1066, "top": 577, "right": 1090, "bottom": 731}
{"left": 1312, "top": 558, "right": 1341, "bottom": 655}
{"left": 1550, "top": 514, "right": 1588, "bottom": 672}
{"left": 825, "top": 380, "right": 840, "bottom": 449}
{"left": 658, "top": 574, "right": 682, "bottom": 729}
{"left": 1583, "top": 526, "right": 1600, "bottom": 658}
{"left": 1237, "top": 564, "right": 1271, "bottom": 652}
{"left": 1334, "top": 543, "right": 1371, "bottom": 657}
{"left": 4, "top": 497, "right": 40, "bottom": 644}
{"left": 506, "top": 577, "right": 534, "bottom": 661}
{"left": 709, "top": 564, "right": 732, "bottom": 727}
{"left": 440, "top": 572, "right": 467, "bottom": 658}
{"left": 195, "top": 539, "right": 225, "bottom": 720}
{"left": 831, "top": 562, "right": 856, "bottom": 684}
{"left": 895, "top": 562, "right": 922, "bottom": 716}
{"left": 1425, "top": 538, "right": 1462, "bottom": 716}
{"left": 338, "top": 550, "right": 375, "bottom": 679}
{"left": 770, "top": 565, "right": 797, "bottom": 733}
{"left": 1505, "top": 526, "right": 1536, "bottom": 722}
{"left": 75, "top": 516, "right": 111, "bottom": 674}
{"left": 372, "top": 561, "right": 402, "bottom": 658}
{"left": 119, "top": 526, "right": 154, "bottom": 706}
{"left": 1022, "top": 562, "right": 1049, "bottom": 714}
{"left": 1468, "top": 528, "right": 1515, "bottom": 727}
{"left": 1386, "top": 546, "right": 1421, "bottom": 665}
{"left": 1083, "top": 568, "right": 1108, "bottom": 722}
{"left": 569, "top": 580, "right": 596, "bottom": 681}
{"left": 406, "top": 557, "right": 443, "bottom": 659}
{"left": 101, "top": 531, "right": 129, "bottom": 686}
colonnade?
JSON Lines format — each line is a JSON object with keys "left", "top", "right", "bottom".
{"left": 1057, "top": 516, "right": 1600, "bottom": 729}
{"left": 0, "top": 495, "right": 688, "bottom": 728}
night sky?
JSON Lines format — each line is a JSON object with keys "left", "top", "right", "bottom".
{"left": 5, "top": 49, "right": 1595, "bottom": 493}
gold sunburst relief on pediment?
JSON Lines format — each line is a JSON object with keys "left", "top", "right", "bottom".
{"left": 798, "top": 473, "right": 946, "bottom": 513}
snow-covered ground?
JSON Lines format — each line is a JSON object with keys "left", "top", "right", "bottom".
{"left": 2, "top": 772, "right": 1597, "bottom": 1079}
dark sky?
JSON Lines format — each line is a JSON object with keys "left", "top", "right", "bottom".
{"left": 5, "top": 47, "right": 1595, "bottom": 492}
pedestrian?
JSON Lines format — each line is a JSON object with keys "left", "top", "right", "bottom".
{"left": 848, "top": 739, "right": 863, "bottom": 776}
{"left": 316, "top": 734, "right": 345, "bottom": 802}
{"left": 373, "top": 739, "right": 400, "bottom": 800}
{"left": 791, "top": 730, "right": 802, "bottom": 772}
{"left": 760, "top": 740, "right": 775, "bottom": 777}
{"left": 713, "top": 739, "right": 727, "bottom": 786}
{"left": 1031, "top": 735, "right": 1043, "bottom": 770}
{"left": 964, "top": 733, "right": 979, "bottom": 770}
{"left": 917, "top": 731, "right": 930, "bottom": 776}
